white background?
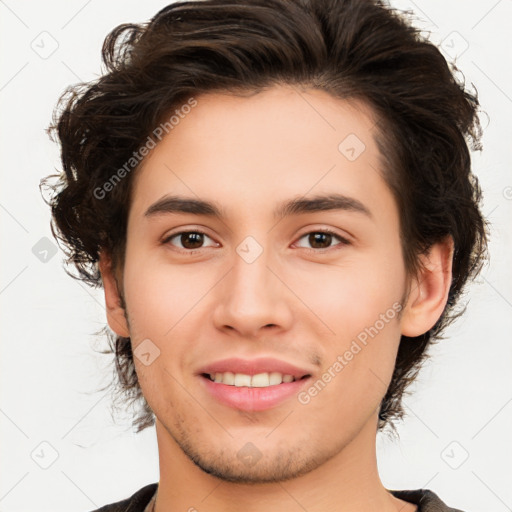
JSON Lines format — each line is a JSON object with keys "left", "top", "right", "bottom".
{"left": 0, "top": 1, "right": 511, "bottom": 511}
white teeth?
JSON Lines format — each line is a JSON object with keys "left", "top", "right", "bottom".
{"left": 208, "top": 371, "right": 297, "bottom": 387}
{"left": 222, "top": 371, "right": 235, "bottom": 385}
{"left": 234, "top": 373, "right": 251, "bottom": 387}
{"left": 269, "top": 372, "right": 283, "bottom": 385}
{"left": 251, "top": 372, "right": 270, "bottom": 387}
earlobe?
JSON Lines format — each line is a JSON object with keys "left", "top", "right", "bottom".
{"left": 98, "top": 250, "right": 130, "bottom": 338}
{"left": 401, "top": 236, "right": 454, "bottom": 337}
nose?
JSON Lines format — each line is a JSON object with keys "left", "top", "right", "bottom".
{"left": 212, "top": 242, "right": 294, "bottom": 338}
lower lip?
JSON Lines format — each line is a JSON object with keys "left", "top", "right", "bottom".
{"left": 199, "top": 375, "right": 311, "bottom": 412}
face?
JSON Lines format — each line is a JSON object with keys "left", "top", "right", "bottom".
{"left": 102, "top": 85, "right": 438, "bottom": 483}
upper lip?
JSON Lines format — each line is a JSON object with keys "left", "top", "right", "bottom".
{"left": 198, "top": 357, "right": 313, "bottom": 380}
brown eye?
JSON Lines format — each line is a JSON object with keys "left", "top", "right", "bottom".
{"left": 295, "top": 230, "right": 350, "bottom": 251}
{"left": 180, "top": 232, "right": 204, "bottom": 249}
{"left": 163, "top": 230, "right": 218, "bottom": 251}
{"left": 308, "top": 232, "right": 333, "bottom": 249}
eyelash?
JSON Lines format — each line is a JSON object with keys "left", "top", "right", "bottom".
{"left": 162, "top": 228, "right": 351, "bottom": 254}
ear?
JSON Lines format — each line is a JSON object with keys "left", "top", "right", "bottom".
{"left": 98, "top": 250, "right": 130, "bottom": 338}
{"left": 401, "top": 236, "right": 454, "bottom": 337}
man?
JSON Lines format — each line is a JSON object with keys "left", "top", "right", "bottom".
{"left": 45, "top": 0, "right": 487, "bottom": 510}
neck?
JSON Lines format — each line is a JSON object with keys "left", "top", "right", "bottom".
{"left": 152, "top": 413, "right": 413, "bottom": 512}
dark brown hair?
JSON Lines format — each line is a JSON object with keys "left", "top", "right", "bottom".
{"left": 42, "top": 0, "right": 488, "bottom": 433}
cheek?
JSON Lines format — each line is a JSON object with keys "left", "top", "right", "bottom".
{"left": 122, "top": 253, "right": 214, "bottom": 340}
{"left": 291, "top": 254, "right": 405, "bottom": 339}
{"left": 291, "top": 254, "right": 405, "bottom": 397}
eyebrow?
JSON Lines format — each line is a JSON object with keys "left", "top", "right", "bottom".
{"left": 144, "top": 193, "right": 372, "bottom": 220}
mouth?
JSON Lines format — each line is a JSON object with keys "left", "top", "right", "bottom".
{"left": 197, "top": 357, "right": 314, "bottom": 411}
{"left": 198, "top": 372, "right": 312, "bottom": 412}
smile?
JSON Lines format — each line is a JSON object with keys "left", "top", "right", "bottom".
{"left": 199, "top": 373, "right": 311, "bottom": 412}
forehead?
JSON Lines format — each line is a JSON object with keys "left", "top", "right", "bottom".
{"left": 128, "top": 85, "right": 392, "bottom": 223}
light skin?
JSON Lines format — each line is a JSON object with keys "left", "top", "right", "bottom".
{"left": 99, "top": 85, "right": 453, "bottom": 512}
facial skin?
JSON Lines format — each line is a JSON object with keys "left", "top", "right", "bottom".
{"left": 100, "top": 85, "right": 453, "bottom": 512}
